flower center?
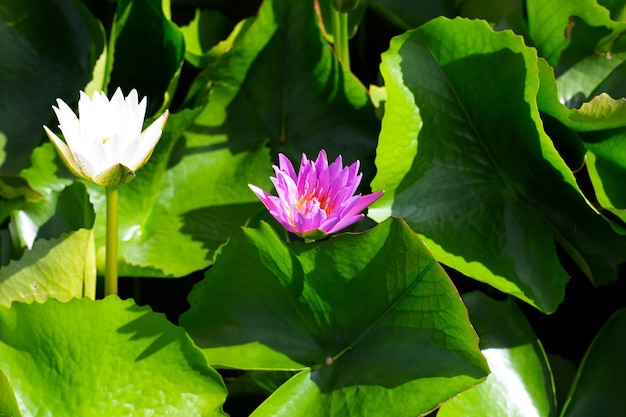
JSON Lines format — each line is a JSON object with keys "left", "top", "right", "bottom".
{"left": 296, "top": 193, "right": 332, "bottom": 216}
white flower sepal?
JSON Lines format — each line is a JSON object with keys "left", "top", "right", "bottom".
{"left": 43, "top": 88, "right": 169, "bottom": 187}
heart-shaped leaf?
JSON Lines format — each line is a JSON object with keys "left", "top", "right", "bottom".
{"left": 369, "top": 17, "right": 626, "bottom": 313}
{"left": 181, "top": 217, "right": 488, "bottom": 416}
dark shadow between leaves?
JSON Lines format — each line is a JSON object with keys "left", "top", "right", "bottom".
{"left": 117, "top": 303, "right": 179, "bottom": 362}
{"left": 179, "top": 202, "right": 262, "bottom": 260}
{"left": 116, "top": 303, "right": 220, "bottom": 381}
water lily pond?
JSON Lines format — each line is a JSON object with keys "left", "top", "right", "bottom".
{"left": 1, "top": 0, "right": 626, "bottom": 416}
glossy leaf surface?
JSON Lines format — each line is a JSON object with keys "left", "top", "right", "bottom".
{"left": 182, "top": 217, "right": 488, "bottom": 416}
{"left": 439, "top": 292, "right": 556, "bottom": 417}
{"left": 369, "top": 17, "right": 626, "bottom": 312}
{"left": 0, "top": 297, "right": 228, "bottom": 416}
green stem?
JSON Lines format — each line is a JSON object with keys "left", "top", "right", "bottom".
{"left": 105, "top": 186, "right": 119, "bottom": 296}
{"left": 331, "top": 6, "right": 350, "bottom": 70}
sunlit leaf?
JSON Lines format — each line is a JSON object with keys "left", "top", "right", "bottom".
{"left": 369, "top": 17, "right": 626, "bottom": 312}
{"left": 580, "top": 127, "right": 626, "bottom": 224}
{"left": 0, "top": 229, "right": 92, "bottom": 307}
{"left": 0, "top": 296, "right": 228, "bottom": 416}
{"left": 179, "top": 9, "right": 244, "bottom": 69}
{"left": 181, "top": 217, "right": 488, "bottom": 416}
{"left": 438, "top": 292, "right": 556, "bottom": 417}
{"left": 526, "top": 0, "right": 626, "bottom": 67}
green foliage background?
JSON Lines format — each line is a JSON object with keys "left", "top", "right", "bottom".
{"left": 1, "top": 0, "right": 626, "bottom": 415}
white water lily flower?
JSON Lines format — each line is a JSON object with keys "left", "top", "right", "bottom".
{"left": 43, "top": 88, "right": 169, "bottom": 187}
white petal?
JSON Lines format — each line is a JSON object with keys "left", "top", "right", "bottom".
{"left": 43, "top": 125, "right": 86, "bottom": 179}
{"left": 53, "top": 99, "right": 83, "bottom": 153}
{"left": 128, "top": 110, "right": 168, "bottom": 170}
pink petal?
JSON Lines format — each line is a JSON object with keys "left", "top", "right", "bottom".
{"left": 277, "top": 153, "right": 297, "bottom": 179}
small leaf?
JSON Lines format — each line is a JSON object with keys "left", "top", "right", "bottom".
{"left": 538, "top": 56, "right": 626, "bottom": 131}
{"left": 526, "top": 0, "right": 625, "bottom": 67}
{"left": 179, "top": 9, "right": 245, "bottom": 68}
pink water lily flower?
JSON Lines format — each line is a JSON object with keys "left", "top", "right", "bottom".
{"left": 249, "top": 150, "right": 384, "bottom": 240}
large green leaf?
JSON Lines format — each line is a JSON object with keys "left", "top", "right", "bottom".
{"left": 0, "top": 0, "right": 105, "bottom": 173}
{"left": 0, "top": 296, "right": 227, "bottom": 416}
{"left": 88, "top": 108, "right": 270, "bottom": 277}
{"left": 369, "top": 17, "right": 626, "bottom": 313}
{"left": 184, "top": 0, "right": 379, "bottom": 179}
{"left": 438, "top": 292, "right": 556, "bottom": 417}
{"left": 181, "top": 217, "right": 488, "bottom": 416}
{"left": 560, "top": 308, "right": 626, "bottom": 417}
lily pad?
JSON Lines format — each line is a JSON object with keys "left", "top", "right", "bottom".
{"left": 181, "top": 217, "right": 488, "bottom": 416}
{"left": 369, "top": 17, "right": 626, "bottom": 312}
{"left": 0, "top": 296, "right": 228, "bottom": 416}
